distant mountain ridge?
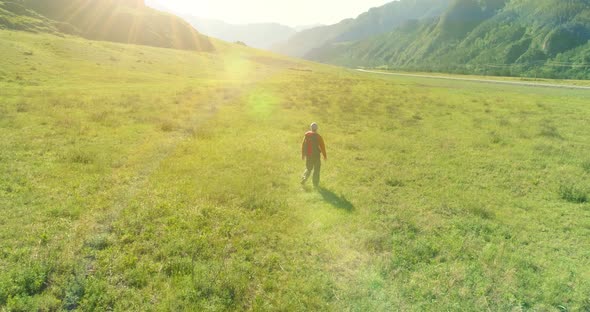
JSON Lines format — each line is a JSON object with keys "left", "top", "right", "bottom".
{"left": 272, "top": 0, "right": 452, "bottom": 58}
{"left": 294, "top": 24, "right": 324, "bottom": 32}
{"left": 5, "top": 0, "right": 214, "bottom": 51}
{"left": 307, "top": 0, "right": 590, "bottom": 79}
{"left": 183, "top": 17, "right": 296, "bottom": 50}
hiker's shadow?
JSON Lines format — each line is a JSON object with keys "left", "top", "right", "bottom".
{"left": 317, "top": 187, "right": 355, "bottom": 212}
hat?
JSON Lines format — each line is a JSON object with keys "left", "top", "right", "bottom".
{"left": 310, "top": 122, "right": 319, "bottom": 132}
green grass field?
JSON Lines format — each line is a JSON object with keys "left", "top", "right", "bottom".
{"left": 1, "top": 30, "right": 590, "bottom": 311}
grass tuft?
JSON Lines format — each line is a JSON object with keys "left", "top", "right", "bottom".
{"left": 68, "top": 150, "right": 95, "bottom": 164}
{"left": 490, "top": 131, "right": 503, "bottom": 144}
{"left": 89, "top": 110, "right": 110, "bottom": 123}
{"left": 539, "top": 123, "right": 563, "bottom": 139}
{"left": 559, "top": 184, "right": 588, "bottom": 203}
{"left": 85, "top": 234, "right": 110, "bottom": 251}
{"left": 160, "top": 119, "right": 178, "bottom": 132}
{"left": 386, "top": 179, "right": 404, "bottom": 187}
{"left": 15, "top": 100, "right": 28, "bottom": 112}
{"left": 468, "top": 205, "right": 496, "bottom": 220}
{"left": 63, "top": 276, "right": 85, "bottom": 311}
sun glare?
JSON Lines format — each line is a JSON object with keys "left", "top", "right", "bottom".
{"left": 149, "top": 0, "right": 393, "bottom": 26}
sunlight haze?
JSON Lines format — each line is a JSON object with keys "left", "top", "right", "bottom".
{"left": 148, "top": 0, "right": 394, "bottom": 26}
{"left": 4, "top": 0, "right": 590, "bottom": 310}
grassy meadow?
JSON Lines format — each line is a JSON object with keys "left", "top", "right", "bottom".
{"left": 1, "top": 30, "right": 590, "bottom": 311}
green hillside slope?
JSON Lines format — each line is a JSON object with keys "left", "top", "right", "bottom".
{"left": 272, "top": 0, "right": 452, "bottom": 57}
{"left": 2, "top": 29, "right": 590, "bottom": 311}
{"left": 0, "top": 1, "right": 63, "bottom": 33}
{"left": 19, "top": 0, "right": 214, "bottom": 51}
{"left": 310, "top": 0, "right": 590, "bottom": 79}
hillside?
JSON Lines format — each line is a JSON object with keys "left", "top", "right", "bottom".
{"left": 19, "top": 0, "right": 214, "bottom": 51}
{"left": 308, "top": 0, "right": 590, "bottom": 79}
{"left": 183, "top": 16, "right": 296, "bottom": 50}
{"left": 272, "top": 0, "right": 452, "bottom": 58}
{"left": 0, "top": 1, "right": 62, "bottom": 33}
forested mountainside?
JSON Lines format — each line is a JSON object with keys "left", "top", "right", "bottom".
{"left": 307, "top": 0, "right": 590, "bottom": 79}
{"left": 273, "top": 0, "right": 452, "bottom": 58}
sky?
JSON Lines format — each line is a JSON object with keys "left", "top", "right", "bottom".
{"left": 147, "top": 0, "right": 394, "bottom": 27}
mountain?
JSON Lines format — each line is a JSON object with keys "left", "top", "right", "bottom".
{"left": 272, "top": 0, "right": 452, "bottom": 57}
{"left": 18, "top": 0, "right": 214, "bottom": 51}
{"left": 183, "top": 17, "right": 296, "bottom": 50}
{"left": 307, "top": 0, "right": 590, "bottom": 79}
{"left": 294, "top": 24, "right": 324, "bottom": 32}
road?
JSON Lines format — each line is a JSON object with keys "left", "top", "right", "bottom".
{"left": 356, "top": 69, "right": 590, "bottom": 90}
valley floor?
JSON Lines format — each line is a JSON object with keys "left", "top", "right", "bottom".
{"left": 358, "top": 69, "right": 590, "bottom": 89}
{"left": 1, "top": 31, "right": 590, "bottom": 311}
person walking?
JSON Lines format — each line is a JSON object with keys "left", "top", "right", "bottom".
{"left": 301, "top": 122, "right": 327, "bottom": 187}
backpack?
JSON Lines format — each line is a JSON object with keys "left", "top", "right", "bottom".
{"left": 305, "top": 132, "right": 321, "bottom": 157}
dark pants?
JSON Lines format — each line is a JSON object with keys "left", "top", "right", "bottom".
{"left": 302, "top": 156, "right": 321, "bottom": 187}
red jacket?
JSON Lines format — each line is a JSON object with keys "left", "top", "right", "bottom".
{"left": 301, "top": 131, "right": 327, "bottom": 159}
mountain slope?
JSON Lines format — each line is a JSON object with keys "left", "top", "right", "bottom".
{"left": 20, "top": 0, "right": 214, "bottom": 51}
{"left": 310, "top": 0, "right": 590, "bottom": 79}
{"left": 183, "top": 17, "right": 295, "bottom": 50}
{"left": 272, "top": 0, "right": 452, "bottom": 57}
{"left": 0, "top": 1, "right": 64, "bottom": 33}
